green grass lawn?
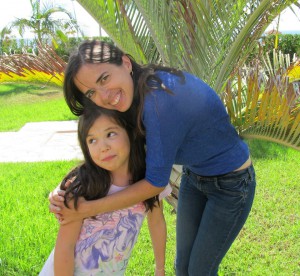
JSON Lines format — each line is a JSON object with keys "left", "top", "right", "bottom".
{"left": 0, "top": 83, "right": 76, "bottom": 131}
{"left": 220, "top": 140, "right": 300, "bottom": 275}
{"left": 0, "top": 83, "right": 299, "bottom": 275}
{"left": 0, "top": 161, "right": 176, "bottom": 276}
{"left": 0, "top": 141, "right": 299, "bottom": 275}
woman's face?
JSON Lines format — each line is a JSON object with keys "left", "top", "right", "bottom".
{"left": 74, "top": 55, "right": 134, "bottom": 112}
{"left": 87, "top": 114, "right": 131, "bottom": 179}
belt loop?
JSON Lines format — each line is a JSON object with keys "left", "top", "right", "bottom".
{"left": 247, "top": 165, "right": 253, "bottom": 181}
{"left": 185, "top": 167, "right": 190, "bottom": 176}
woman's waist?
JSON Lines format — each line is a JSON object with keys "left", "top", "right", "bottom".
{"left": 185, "top": 154, "right": 252, "bottom": 178}
{"left": 234, "top": 156, "right": 252, "bottom": 172}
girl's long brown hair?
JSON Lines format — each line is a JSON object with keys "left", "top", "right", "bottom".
{"left": 61, "top": 100, "right": 158, "bottom": 211}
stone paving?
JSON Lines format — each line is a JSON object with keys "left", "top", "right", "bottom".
{"left": 0, "top": 121, "right": 83, "bottom": 162}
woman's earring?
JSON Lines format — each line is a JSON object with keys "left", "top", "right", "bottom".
{"left": 130, "top": 71, "right": 134, "bottom": 77}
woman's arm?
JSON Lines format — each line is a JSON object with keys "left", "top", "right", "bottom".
{"left": 54, "top": 220, "right": 82, "bottom": 276}
{"left": 147, "top": 201, "right": 167, "bottom": 276}
{"left": 49, "top": 179, "right": 164, "bottom": 224}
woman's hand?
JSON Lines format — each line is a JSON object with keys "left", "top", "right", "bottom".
{"left": 48, "top": 179, "right": 74, "bottom": 215}
{"left": 48, "top": 186, "right": 66, "bottom": 215}
{"left": 48, "top": 179, "right": 88, "bottom": 224}
{"left": 56, "top": 196, "right": 88, "bottom": 225}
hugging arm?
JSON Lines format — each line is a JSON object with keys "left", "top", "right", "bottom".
{"left": 49, "top": 179, "right": 164, "bottom": 224}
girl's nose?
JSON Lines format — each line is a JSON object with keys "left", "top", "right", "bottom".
{"left": 100, "top": 141, "right": 110, "bottom": 152}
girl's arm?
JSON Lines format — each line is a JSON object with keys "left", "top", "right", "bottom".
{"left": 49, "top": 179, "right": 164, "bottom": 224}
{"left": 54, "top": 220, "right": 82, "bottom": 276}
{"left": 147, "top": 201, "right": 167, "bottom": 276}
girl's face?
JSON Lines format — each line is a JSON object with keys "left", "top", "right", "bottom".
{"left": 87, "top": 115, "right": 131, "bottom": 180}
{"left": 74, "top": 55, "right": 134, "bottom": 112}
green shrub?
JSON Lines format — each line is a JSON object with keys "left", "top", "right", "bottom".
{"left": 0, "top": 38, "right": 36, "bottom": 55}
{"left": 262, "top": 34, "right": 300, "bottom": 60}
{"left": 54, "top": 36, "right": 113, "bottom": 61}
{"left": 0, "top": 36, "right": 113, "bottom": 61}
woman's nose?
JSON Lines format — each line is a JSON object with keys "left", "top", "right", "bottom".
{"left": 93, "top": 88, "right": 110, "bottom": 106}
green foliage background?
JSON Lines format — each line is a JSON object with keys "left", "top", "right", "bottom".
{"left": 263, "top": 34, "right": 300, "bottom": 59}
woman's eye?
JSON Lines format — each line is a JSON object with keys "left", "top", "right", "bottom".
{"left": 100, "top": 74, "right": 109, "bottom": 84}
{"left": 85, "top": 89, "right": 95, "bottom": 99}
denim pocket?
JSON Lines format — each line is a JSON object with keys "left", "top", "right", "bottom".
{"left": 216, "top": 177, "right": 248, "bottom": 197}
{"left": 215, "top": 166, "right": 254, "bottom": 196}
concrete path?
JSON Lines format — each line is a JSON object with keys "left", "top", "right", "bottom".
{"left": 0, "top": 121, "right": 83, "bottom": 162}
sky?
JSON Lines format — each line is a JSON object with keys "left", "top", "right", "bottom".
{"left": 0, "top": 0, "right": 299, "bottom": 38}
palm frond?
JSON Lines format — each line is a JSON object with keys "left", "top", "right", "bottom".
{"left": 223, "top": 61, "right": 300, "bottom": 151}
{"left": 75, "top": 0, "right": 148, "bottom": 63}
{"left": 0, "top": 44, "right": 65, "bottom": 86}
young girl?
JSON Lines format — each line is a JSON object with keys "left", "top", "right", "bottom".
{"left": 41, "top": 102, "right": 171, "bottom": 275}
{"left": 49, "top": 40, "right": 256, "bottom": 275}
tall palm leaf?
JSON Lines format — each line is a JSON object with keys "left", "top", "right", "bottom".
{"left": 76, "top": 0, "right": 297, "bottom": 92}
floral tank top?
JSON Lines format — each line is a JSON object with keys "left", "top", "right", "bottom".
{"left": 39, "top": 184, "right": 171, "bottom": 276}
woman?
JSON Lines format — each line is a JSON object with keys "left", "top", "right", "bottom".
{"left": 49, "top": 40, "right": 256, "bottom": 275}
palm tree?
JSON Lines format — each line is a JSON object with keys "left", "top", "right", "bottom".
{"left": 9, "top": 0, "right": 81, "bottom": 46}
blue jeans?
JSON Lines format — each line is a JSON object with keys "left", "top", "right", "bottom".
{"left": 175, "top": 164, "right": 256, "bottom": 276}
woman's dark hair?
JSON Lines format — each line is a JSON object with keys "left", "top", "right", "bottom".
{"left": 61, "top": 100, "right": 158, "bottom": 211}
{"left": 63, "top": 39, "right": 184, "bottom": 134}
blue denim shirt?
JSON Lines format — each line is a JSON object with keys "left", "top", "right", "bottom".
{"left": 143, "top": 71, "right": 249, "bottom": 187}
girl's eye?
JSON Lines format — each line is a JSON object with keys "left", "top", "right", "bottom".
{"left": 85, "top": 89, "right": 95, "bottom": 99}
{"left": 87, "top": 138, "right": 96, "bottom": 144}
{"left": 107, "top": 132, "right": 117, "bottom": 138}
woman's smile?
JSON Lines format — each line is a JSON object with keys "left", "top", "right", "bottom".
{"left": 74, "top": 56, "right": 134, "bottom": 112}
{"left": 109, "top": 90, "right": 122, "bottom": 107}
